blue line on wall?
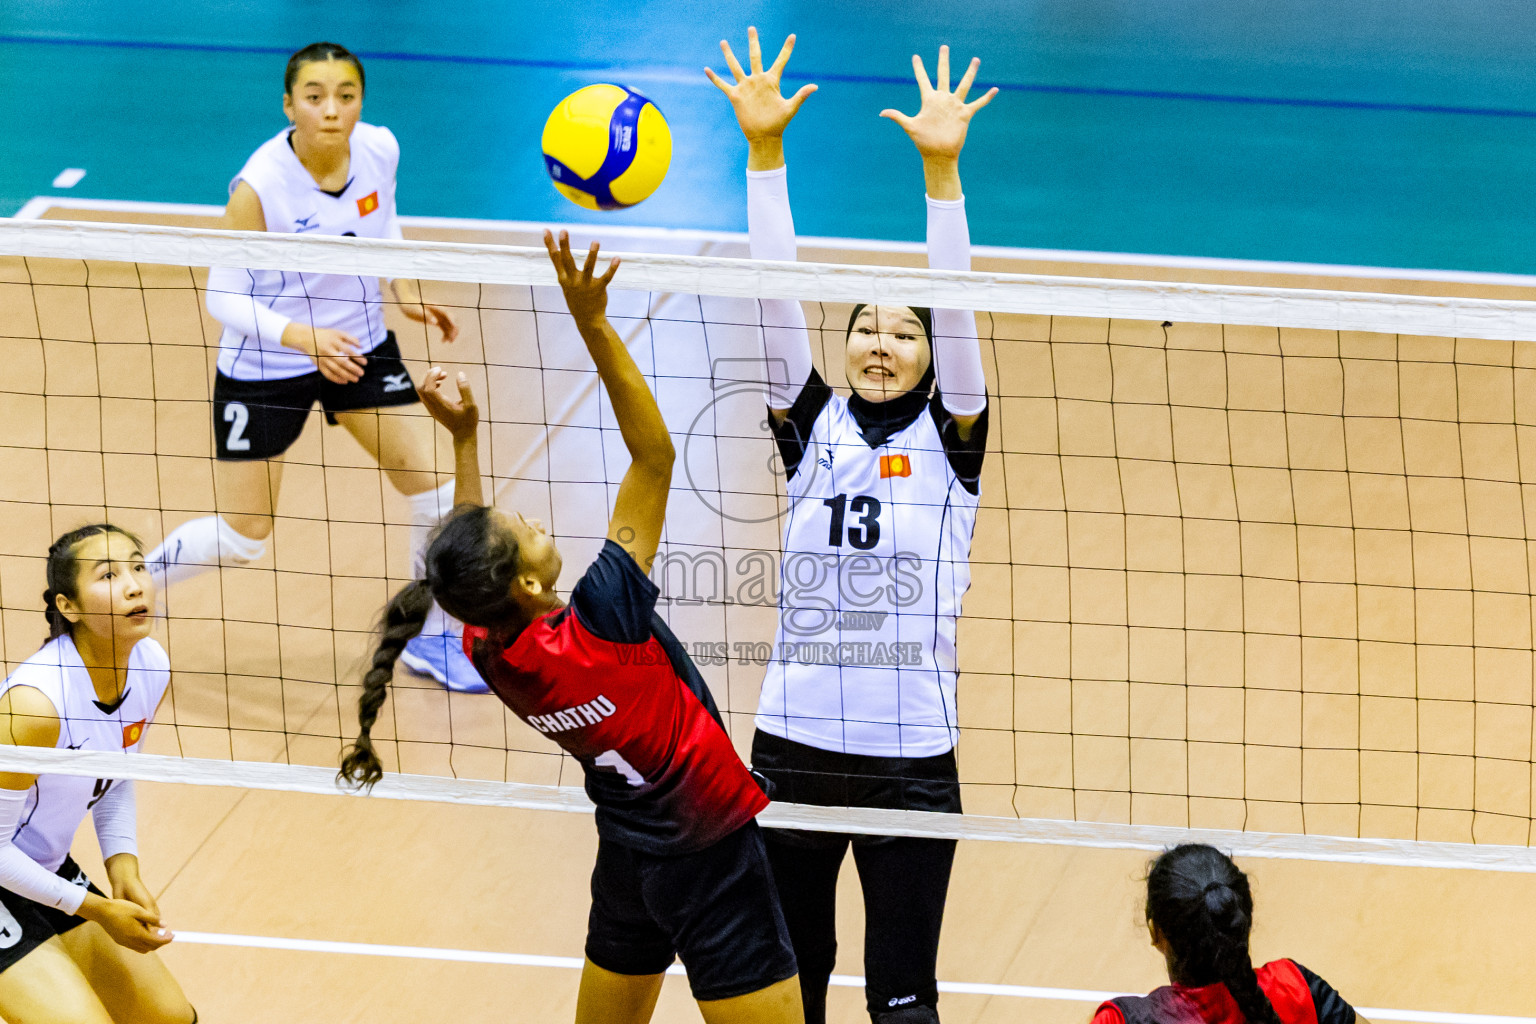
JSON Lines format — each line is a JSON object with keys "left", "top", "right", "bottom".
{"left": 5, "top": 31, "right": 1536, "bottom": 120}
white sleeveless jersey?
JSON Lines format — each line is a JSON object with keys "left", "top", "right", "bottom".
{"left": 756, "top": 396, "right": 980, "bottom": 757}
{"left": 216, "top": 122, "right": 400, "bottom": 381}
{"left": 0, "top": 636, "right": 169, "bottom": 872}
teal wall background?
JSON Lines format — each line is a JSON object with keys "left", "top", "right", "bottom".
{"left": 3, "top": 1, "right": 1534, "bottom": 271}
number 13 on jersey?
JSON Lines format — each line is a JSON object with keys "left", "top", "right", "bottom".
{"left": 823, "top": 493, "right": 882, "bottom": 550}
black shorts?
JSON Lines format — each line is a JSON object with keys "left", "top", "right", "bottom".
{"left": 213, "top": 330, "right": 419, "bottom": 460}
{"left": 0, "top": 856, "right": 103, "bottom": 974}
{"left": 586, "top": 820, "right": 798, "bottom": 1002}
{"left": 750, "top": 729, "right": 961, "bottom": 849}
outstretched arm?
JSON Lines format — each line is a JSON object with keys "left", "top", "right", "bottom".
{"left": 883, "top": 46, "right": 997, "bottom": 435}
{"left": 544, "top": 231, "right": 675, "bottom": 572}
{"left": 417, "top": 367, "right": 483, "bottom": 509}
{"left": 707, "top": 27, "right": 818, "bottom": 419}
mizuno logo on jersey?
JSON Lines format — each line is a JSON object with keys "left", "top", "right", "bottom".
{"left": 879, "top": 454, "right": 912, "bottom": 478}
{"left": 293, "top": 214, "right": 319, "bottom": 232}
{"left": 382, "top": 372, "right": 412, "bottom": 393}
{"left": 817, "top": 449, "right": 834, "bottom": 471}
{"left": 528, "top": 695, "right": 617, "bottom": 735}
{"left": 121, "top": 719, "right": 146, "bottom": 747}
{"left": 357, "top": 191, "right": 379, "bottom": 216}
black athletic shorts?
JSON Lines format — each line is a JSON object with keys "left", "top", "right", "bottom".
{"left": 585, "top": 820, "right": 798, "bottom": 1002}
{"left": 750, "top": 730, "right": 962, "bottom": 849}
{"left": 212, "top": 330, "right": 419, "bottom": 460}
{"left": 0, "top": 856, "right": 103, "bottom": 974}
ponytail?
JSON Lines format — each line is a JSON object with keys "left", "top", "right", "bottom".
{"left": 338, "top": 579, "right": 433, "bottom": 789}
{"left": 337, "top": 503, "right": 524, "bottom": 789}
{"left": 1202, "top": 881, "right": 1282, "bottom": 1024}
{"left": 1145, "top": 845, "right": 1282, "bottom": 1024}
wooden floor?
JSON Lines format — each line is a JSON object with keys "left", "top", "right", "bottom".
{"left": 9, "top": 203, "right": 1536, "bottom": 1021}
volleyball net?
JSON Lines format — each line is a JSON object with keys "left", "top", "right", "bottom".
{"left": 5, "top": 217, "right": 1536, "bottom": 872}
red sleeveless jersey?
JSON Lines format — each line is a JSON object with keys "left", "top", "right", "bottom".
{"left": 1094, "top": 960, "right": 1356, "bottom": 1024}
{"left": 463, "top": 541, "right": 768, "bottom": 854}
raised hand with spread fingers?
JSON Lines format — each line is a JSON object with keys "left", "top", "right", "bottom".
{"left": 706, "top": 26, "right": 817, "bottom": 171}
{"left": 880, "top": 45, "right": 998, "bottom": 200}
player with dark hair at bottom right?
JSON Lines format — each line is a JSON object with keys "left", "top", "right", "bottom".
{"left": 1093, "top": 844, "right": 1367, "bottom": 1024}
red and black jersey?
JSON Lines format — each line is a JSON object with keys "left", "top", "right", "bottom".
{"left": 463, "top": 540, "right": 768, "bottom": 855}
{"left": 1094, "top": 960, "right": 1356, "bottom": 1024}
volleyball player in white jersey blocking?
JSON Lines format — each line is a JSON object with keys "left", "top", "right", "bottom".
{"left": 0, "top": 525, "right": 194, "bottom": 1023}
{"left": 146, "top": 42, "right": 481, "bottom": 691}
{"left": 708, "top": 31, "right": 994, "bottom": 1024}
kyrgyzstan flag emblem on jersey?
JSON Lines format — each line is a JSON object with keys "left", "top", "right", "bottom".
{"left": 121, "top": 719, "right": 146, "bottom": 748}
{"left": 356, "top": 191, "right": 379, "bottom": 216}
{"left": 879, "top": 454, "right": 912, "bottom": 478}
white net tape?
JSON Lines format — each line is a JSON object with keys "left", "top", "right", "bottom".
{"left": 5, "top": 218, "right": 1536, "bottom": 340}
{"left": 0, "top": 746, "right": 1532, "bottom": 872}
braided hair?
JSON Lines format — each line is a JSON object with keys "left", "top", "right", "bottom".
{"left": 41, "top": 524, "right": 144, "bottom": 643}
{"left": 1145, "top": 844, "right": 1282, "bottom": 1024}
{"left": 339, "top": 505, "right": 522, "bottom": 788}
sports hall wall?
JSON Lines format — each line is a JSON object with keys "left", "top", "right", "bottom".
{"left": 4, "top": 1, "right": 1536, "bottom": 271}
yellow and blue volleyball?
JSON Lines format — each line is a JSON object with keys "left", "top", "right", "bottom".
{"left": 542, "top": 84, "right": 672, "bottom": 210}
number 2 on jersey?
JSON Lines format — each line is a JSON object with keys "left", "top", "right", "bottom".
{"left": 593, "top": 749, "right": 645, "bottom": 787}
{"left": 224, "top": 402, "right": 252, "bottom": 452}
{"left": 822, "top": 493, "right": 882, "bottom": 550}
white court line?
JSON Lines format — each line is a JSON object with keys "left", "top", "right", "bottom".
{"left": 50, "top": 168, "right": 86, "bottom": 189}
{"left": 172, "top": 930, "right": 1533, "bottom": 1023}
{"left": 14, "top": 194, "right": 1536, "bottom": 288}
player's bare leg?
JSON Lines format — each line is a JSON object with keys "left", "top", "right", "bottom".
{"left": 0, "top": 936, "right": 114, "bottom": 1024}
{"left": 212, "top": 454, "right": 285, "bottom": 543}
{"left": 333, "top": 402, "right": 444, "bottom": 497}
{"left": 574, "top": 959, "right": 665, "bottom": 1024}
{"left": 60, "top": 921, "right": 194, "bottom": 1023}
{"left": 698, "top": 975, "right": 805, "bottom": 1024}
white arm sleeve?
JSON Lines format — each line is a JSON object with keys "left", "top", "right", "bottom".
{"left": 90, "top": 780, "right": 137, "bottom": 862}
{"left": 747, "top": 167, "right": 814, "bottom": 409}
{"left": 0, "top": 788, "right": 84, "bottom": 914}
{"left": 205, "top": 266, "right": 293, "bottom": 345}
{"left": 927, "top": 196, "right": 988, "bottom": 416}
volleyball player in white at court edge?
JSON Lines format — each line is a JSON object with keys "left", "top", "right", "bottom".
{"left": 708, "top": 29, "right": 995, "bottom": 1024}
{"left": 0, "top": 525, "right": 194, "bottom": 1024}
{"left": 145, "top": 42, "right": 483, "bottom": 691}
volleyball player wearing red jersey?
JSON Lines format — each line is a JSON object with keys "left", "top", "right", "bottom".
{"left": 1094, "top": 845, "right": 1364, "bottom": 1024}
{"left": 340, "top": 232, "right": 801, "bottom": 1024}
